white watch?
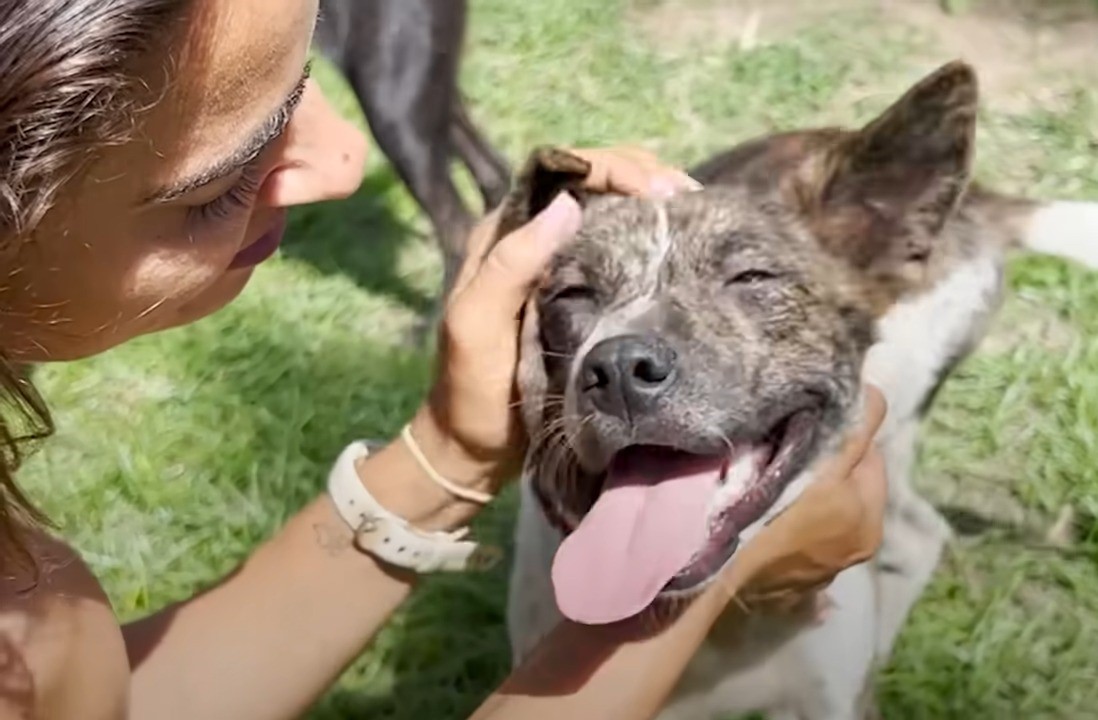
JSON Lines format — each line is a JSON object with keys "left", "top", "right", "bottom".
{"left": 326, "top": 441, "right": 501, "bottom": 573}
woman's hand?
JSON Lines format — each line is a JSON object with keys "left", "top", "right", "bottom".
{"left": 704, "top": 385, "right": 889, "bottom": 616}
{"left": 407, "top": 147, "right": 701, "bottom": 496}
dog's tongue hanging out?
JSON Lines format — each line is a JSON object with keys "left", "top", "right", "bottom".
{"left": 551, "top": 447, "right": 725, "bottom": 625}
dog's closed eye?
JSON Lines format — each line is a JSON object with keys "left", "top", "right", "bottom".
{"left": 726, "top": 269, "right": 780, "bottom": 286}
{"left": 547, "top": 285, "right": 599, "bottom": 303}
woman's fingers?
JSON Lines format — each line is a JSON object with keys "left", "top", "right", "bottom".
{"left": 736, "top": 444, "right": 889, "bottom": 610}
{"left": 568, "top": 146, "right": 702, "bottom": 198}
{"left": 448, "top": 193, "right": 583, "bottom": 340}
{"left": 812, "top": 385, "right": 888, "bottom": 483}
{"left": 843, "top": 441, "right": 888, "bottom": 560}
{"left": 711, "top": 386, "right": 890, "bottom": 603}
{"left": 451, "top": 206, "right": 505, "bottom": 300}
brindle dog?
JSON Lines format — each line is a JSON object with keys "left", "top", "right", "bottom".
{"left": 502, "top": 61, "right": 1098, "bottom": 719}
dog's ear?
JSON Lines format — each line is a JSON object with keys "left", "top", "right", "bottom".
{"left": 516, "top": 296, "right": 549, "bottom": 436}
{"left": 496, "top": 146, "right": 593, "bottom": 239}
{"left": 793, "top": 61, "right": 978, "bottom": 293}
{"left": 492, "top": 146, "right": 588, "bottom": 429}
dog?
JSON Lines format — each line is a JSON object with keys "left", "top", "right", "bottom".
{"left": 501, "top": 61, "right": 1098, "bottom": 719}
{"left": 314, "top": 0, "right": 511, "bottom": 294}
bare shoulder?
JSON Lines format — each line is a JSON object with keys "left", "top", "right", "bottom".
{"left": 0, "top": 529, "right": 129, "bottom": 720}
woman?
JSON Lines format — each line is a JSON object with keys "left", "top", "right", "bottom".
{"left": 0, "top": 1, "right": 888, "bottom": 719}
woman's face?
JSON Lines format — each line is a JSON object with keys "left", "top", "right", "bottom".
{"left": 1, "top": 0, "right": 367, "bottom": 362}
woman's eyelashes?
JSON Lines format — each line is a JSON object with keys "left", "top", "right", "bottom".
{"left": 187, "top": 161, "right": 265, "bottom": 226}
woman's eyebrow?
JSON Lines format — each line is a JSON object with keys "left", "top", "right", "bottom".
{"left": 143, "top": 62, "right": 312, "bottom": 205}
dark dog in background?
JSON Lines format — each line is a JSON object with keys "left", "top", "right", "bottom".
{"left": 314, "top": 0, "right": 512, "bottom": 295}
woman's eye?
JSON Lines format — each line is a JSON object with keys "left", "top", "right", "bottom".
{"left": 725, "top": 269, "right": 779, "bottom": 286}
{"left": 187, "top": 162, "right": 264, "bottom": 226}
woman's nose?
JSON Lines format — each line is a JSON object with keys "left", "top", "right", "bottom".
{"left": 259, "top": 79, "right": 369, "bottom": 207}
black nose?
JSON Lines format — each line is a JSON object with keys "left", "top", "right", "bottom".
{"left": 580, "top": 334, "right": 678, "bottom": 419}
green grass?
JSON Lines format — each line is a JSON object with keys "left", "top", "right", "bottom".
{"left": 18, "top": 0, "right": 1098, "bottom": 717}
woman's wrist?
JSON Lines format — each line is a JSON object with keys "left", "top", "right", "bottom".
{"left": 406, "top": 406, "right": 506, "bottom": 495}
{"left": 350, "top": 408, "right": 503, "bottom": 533}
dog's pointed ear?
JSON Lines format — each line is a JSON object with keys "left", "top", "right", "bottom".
{"left": 516, "top": 297, "right": 548, "bottom": 435}
{"left": 794, "top": 61, "right": 978, "bottom": 287}
{"left": 496, "top": 146, "right": 593, "bottom": 239}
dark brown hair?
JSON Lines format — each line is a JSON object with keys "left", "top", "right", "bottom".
{"left": 0, "top": 0, "right": 191, "bottom": 574}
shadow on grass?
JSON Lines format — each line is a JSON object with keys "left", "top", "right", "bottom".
{"left": 281, "top": 166, "right": 437, "bottom": 316}
{"left": 317, "top": 497, "right": 518, "bottom": 720}
{"left": 179, "top": 286, "right": 515, "bottom": 719}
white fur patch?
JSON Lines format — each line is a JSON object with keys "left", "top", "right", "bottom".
{"left": 704, "top": 445, "right": 767, "bottom": 525}
{"left": 863, "top": 254, "right": 1002, "bottom": 435}
{"left": 1024, "top": 201, "right": 1098, "bottom": 270}
{"left": 652, "top": 200, "right": 673, "bottom": 270}
{"left": 708, "top": 448, "right": 759, "bottom": 512}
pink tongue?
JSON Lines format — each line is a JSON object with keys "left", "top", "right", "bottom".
{"left": 551, "top": 450, "right": 723, "bottom": 625}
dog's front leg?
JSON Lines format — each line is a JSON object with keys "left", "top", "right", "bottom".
{"left": 506, "top": 477, "right": 566, "bottom": 667}
{"left": 872, "top": 418, "right": 952, "bottom": 660}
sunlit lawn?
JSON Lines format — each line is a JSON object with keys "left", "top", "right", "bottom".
{"left": 20, "top": 0, "right": 1098, "bottom": 717}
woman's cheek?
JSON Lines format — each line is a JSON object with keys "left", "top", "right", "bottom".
{"left": 122, "top": 243, "right": 235, "bottom": 309}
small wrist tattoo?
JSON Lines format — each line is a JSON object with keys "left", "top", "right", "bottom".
{"left": 313, "top": 522, "right": 353, "bottom": 557}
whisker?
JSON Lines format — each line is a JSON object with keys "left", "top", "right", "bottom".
{"left": 527, "top": 408, "right": 600, "bottom": 528}
{"left": 508, "top": 395, "right": 566, "bottom": 412}
{"left": 528, "top": 415, "right": 570, "bottom": 454}
{"left": 557, "top": 413, "right": 595, "bottom": 507}
{"left": 716, "top": 430, "right": 735, "bottom": 456}
{"left": 538, "top": 413, "right": 582, "bottom": 483}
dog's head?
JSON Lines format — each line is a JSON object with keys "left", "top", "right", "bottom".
{"left": 501, "top": 62, "right": 977, "bottom": 624}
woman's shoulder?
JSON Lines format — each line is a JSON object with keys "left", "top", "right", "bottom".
{"left": 0, "top": 529, "right": 129, "bottom": 720}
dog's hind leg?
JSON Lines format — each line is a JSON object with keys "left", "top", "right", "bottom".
{"left": 450, "top": 94, "right": 512, "bottom": 212}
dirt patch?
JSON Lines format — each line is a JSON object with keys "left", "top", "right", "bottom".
{"left": 630, "top": 0, "right": 1098, "bottom": 113}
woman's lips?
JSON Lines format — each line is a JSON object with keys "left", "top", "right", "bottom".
{"left": 229, "top": 215, "right": 287, "bottom": 270}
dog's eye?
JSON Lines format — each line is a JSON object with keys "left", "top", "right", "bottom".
{"left": 726, "top": 269, "right": 779, "bottom": 286}
{"left": 547, "top": 285, "right": 598, "bottom": 303}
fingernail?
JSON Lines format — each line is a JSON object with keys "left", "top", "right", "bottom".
{"left": 650, "top": 173, "right": 704, "bottom": 199}
{"left": 536, "top": 192, "right": 583, "bottom": 239}
{"left": 680, "top": 173, "right": 705, "bottom": 192}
